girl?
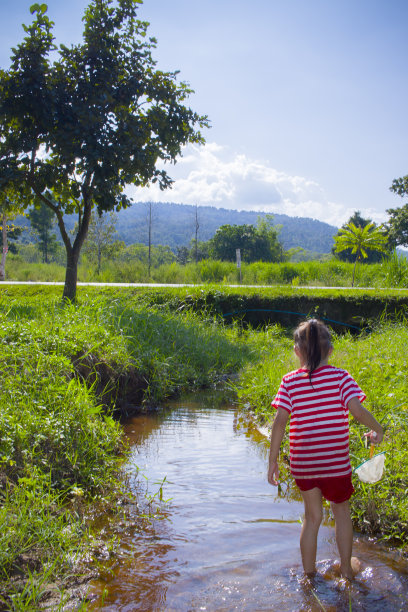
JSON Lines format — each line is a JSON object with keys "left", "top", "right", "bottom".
{"left": 267, "top": 319, "right": 383, "bottom": 580}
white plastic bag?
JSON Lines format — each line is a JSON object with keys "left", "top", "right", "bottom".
{"left": 354, "top": 451, "right": 385, "bottom": 483}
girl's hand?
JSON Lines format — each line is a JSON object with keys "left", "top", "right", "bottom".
{"left": 364, "top": 429, "right": 383, "bottom": 445}
{"left": 268, "top": 460, "right": 279, "bottom": 485}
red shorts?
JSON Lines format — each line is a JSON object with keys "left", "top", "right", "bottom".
{"left": 295, "top": 474, "right": 354, "bottom": 504}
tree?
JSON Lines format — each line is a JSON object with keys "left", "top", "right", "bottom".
{"left": 255, "top": 215, "right": 283, "bottom": 262}
{"left": 0, "top": 1, "right": 208, "bottom": 301}
{"left": 209, "top": 224, "right": 256, "bottom": 262}
{"left": 28, "top": 200, "right": 58, "bottom": 263}
{"left": 332, "top": 211, "right": 388, "bottom": 263}
{"left": 333, "top": 222, "right": 388, "bottom": 286}
{"left": 175, "top": 245, "right": 190, "bottom": 265}
{"left": 387, "top": 176, "right": 408, "bottom": 247}
{"left": 209, "top": 216, "right": 282, "bottom": 263}
{"left": 83, "top": 211, "right": 118, "bottom": 274}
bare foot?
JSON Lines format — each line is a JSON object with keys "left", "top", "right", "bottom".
{"left": 351, "top": 556, "right": 361, "bottom": 575}
{"left": 340, "top": 557, "right": 361, "bottom": 581}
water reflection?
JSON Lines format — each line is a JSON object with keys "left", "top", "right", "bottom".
{"left": 88, "top": 394, "right": 408, "bottom": 611}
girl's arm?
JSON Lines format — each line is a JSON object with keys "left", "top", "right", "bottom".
{"left": 268, "top": 407, "right": 290, "bottom": 485}
{"left": 348, "top": 397, "right": 384, "bottom": 444}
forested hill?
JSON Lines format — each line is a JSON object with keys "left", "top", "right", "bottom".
{"left": 116, "top": 202, "right": 338, "bottom": 253}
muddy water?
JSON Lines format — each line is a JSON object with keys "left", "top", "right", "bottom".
{"left": 88, "top": 394, "right": 408, "bottom": 611}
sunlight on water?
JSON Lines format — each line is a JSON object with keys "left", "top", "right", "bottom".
{"left": 88, "top": 394, "right": 408, "bottom": 611}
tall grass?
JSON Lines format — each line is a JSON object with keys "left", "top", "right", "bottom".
{"left": 5, "top": 253, "right": 408, "bottom": 287}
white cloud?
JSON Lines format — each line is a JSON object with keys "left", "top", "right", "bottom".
{"left": 126, "top": 143, "right": 379, "bottom": 228}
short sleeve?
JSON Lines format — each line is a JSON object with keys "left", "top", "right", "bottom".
{"left": 272, "top": 378, "right": 292, "bottom": 414}
{"left": 339, "top": 371, "right": 366, "bottom": 407}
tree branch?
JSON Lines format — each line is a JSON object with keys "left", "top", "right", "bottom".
{"left": 33, "top": 188, "right": 72, "bottom": 253}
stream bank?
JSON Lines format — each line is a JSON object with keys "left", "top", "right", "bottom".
{"left": 2, "top": 287, "right": 408, "bottom": 609}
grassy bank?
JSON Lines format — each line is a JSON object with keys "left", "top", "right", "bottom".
{"left": 5, "top": 251, "right": 408, "bottom": 287}
{"left": 1, "top": 284, "right": 408, "bottom": 609}
{"left": 0, "top": 287, "right": 261, "bottom": 609}
{"left": 235, "top": 321, "right": 408, "bottom": 548}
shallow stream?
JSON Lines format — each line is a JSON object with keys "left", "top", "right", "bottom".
{"left": 88, "top": 393, "right": 408, "bottom": 611}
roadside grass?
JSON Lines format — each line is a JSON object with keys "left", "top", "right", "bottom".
{"left": 5, "top": 252, "right": 408, "bottom": 287}
{"left": 234, "top": 321, "right": 408, "bottom": 547}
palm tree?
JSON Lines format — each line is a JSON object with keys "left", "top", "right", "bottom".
{"left": 333, "top": 222, "right": 388, "bottom": 286}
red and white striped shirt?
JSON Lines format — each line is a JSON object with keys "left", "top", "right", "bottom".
{"left": 272, "top": 365, "right": 366, "bottom": 479}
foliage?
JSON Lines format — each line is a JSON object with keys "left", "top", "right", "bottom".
{"left": 208, "top": 216, "right": 283, "bottom": 263}
{"left": 6, "top": 251, "right": 408, "bottom": 288}
{"left": 0, "top": 475, "right": 87, "bottom": 610}
{"left": 0, "top": 189, "right": 25, "bottom": 280}
{"left": 113, "top": 201, "right": 339, "bottom": 252}
{"left": 0, "top": 1, "right": 208, "bottom": 300}
{"left": 333, "top": 221, "right": 389, "bottom": 286}
{"left": 0, "top": 285, "right": 263, "bottom": 606}
{"left": 387, "top": 176, "right": 408, "bottom": 247}
{"left": 380, "top": 250, "right": 408, "bottom": 288}
{"left": 333, "top": 211, "right": 390, "bottom": 263}
{"left": 176, "top": 239, "right": 210, "bottom": 264}
{"left": 83, "top": 211, "right": 119, "bottom": 274}
{"left": 28, "top": 200, "right": 58, "bottom": 263}
{"left": 0, "top": 291, "right": 124, "bottom": 607}
{"left": 0, "top": 219, "right": 23, "bottom": 255}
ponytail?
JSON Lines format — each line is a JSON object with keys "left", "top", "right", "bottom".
{"left": 294, "top": 319, "right": 332, "bottom": 384}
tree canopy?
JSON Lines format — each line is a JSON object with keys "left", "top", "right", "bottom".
{"left": 333, "top": 221, "right": 388, "bottom": 286}
{"left": 332, "top": 211, "right": 390, "bottom": 263}
{"left": 208, "top": 216, "right": 282, "bottom": 263}
{"left": 387, "top": 176, "right": 408, "bottom": 247}
{"left": 0, "top": 0, "right": 208, "bottom": 300}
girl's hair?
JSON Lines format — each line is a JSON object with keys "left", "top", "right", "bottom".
{"left": 294, "top": 319, "right": 332, "bottom": 383}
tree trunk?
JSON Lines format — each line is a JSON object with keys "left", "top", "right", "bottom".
{"left": 352, "top": 257, "right": 359, "bottom": 287}
{"left": 195, "top": 203, "right": 199, "bottom": 264}
{"left": 63, "top": 247, "right": 80, "bottom": 302}
{"left": 0, "top": 211, "right": 8, "bottom": 281}
{"left": 148, "top": 202, "right": 152, "bottom": 278}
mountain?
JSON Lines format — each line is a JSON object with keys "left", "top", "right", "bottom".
{"left": 15, "top": 201, "right": 338, "bottom": 253}
{"left": 116, "top": 202, "right": 338, "bottom": 253}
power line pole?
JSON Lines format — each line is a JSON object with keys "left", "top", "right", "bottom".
{"left": 148, "top": 202, "right": 152, "bottom": 277}
{"left": 195, "top": 203, "right": 199, "bottom": 264}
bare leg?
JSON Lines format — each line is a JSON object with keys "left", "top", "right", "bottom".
{"left": 330, "top": 500, "right": 354, "bottom": 580}
{"left": 299, "top": 488, "right": 323, "bottom": 575}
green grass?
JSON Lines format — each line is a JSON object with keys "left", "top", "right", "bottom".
{"left": 0, "top": 286, "right": 262, "bottom": 609}
{"left": 1, "top": 284, "right": 408, "bottom": 608}
{"left": 5, "top": 252, "right": 408, "bottom": 287}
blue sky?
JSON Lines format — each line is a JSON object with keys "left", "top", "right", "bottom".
{"left": 1, "top": 0, "right": 408, "bottom": 227}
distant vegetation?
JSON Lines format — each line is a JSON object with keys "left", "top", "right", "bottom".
{"left": 5, "top": 247, "right": 408, "bottom": 288}
{"left": 105, "top": 201, "right": 339, "bottom": 253}
{"left": 13, "top": 201, "right": 339, "bottom": 255}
